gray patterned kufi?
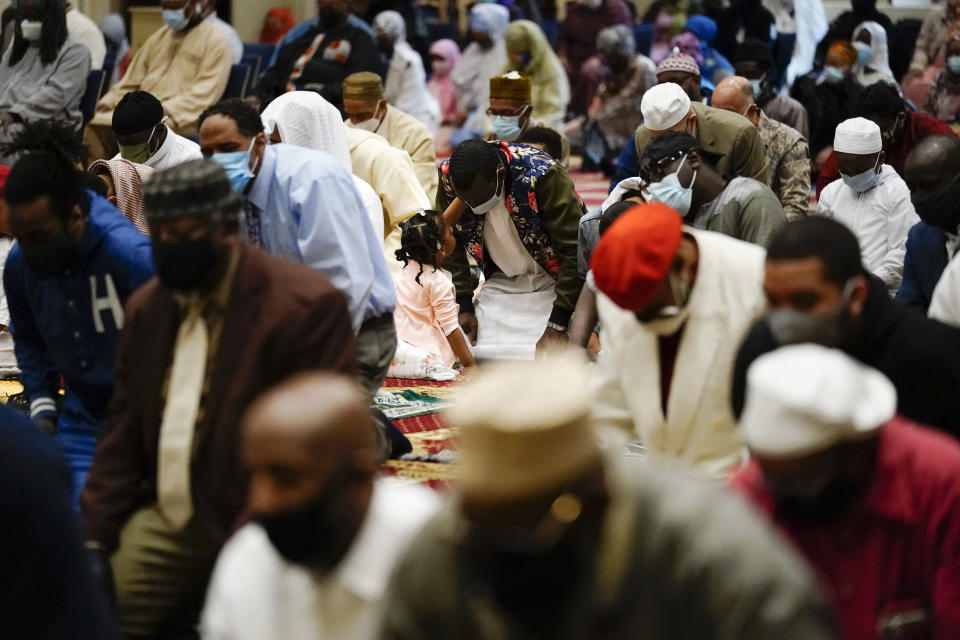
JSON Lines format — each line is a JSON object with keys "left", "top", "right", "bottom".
{"left": 143, "top": 159, "right": 242, "bottom": 221}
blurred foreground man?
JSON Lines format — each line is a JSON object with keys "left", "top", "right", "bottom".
{"left": 82, "top": 160, "right": 355, "bottom": 638}
{"left": 590, "top": 204, "right": 766, "bottom": 475}
{"left": 201, "top": 373, "right": 439, "bottom": 639}
{"left": 732, "top": 345, "right": 960, "bottom": 639}
{"left": 381, "top": 355, "right": 837, "bottom": 639}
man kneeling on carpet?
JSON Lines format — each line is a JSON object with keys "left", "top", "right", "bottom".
{"left": 437, "top": 139, "right": 585, "bottom": 360}
{"left": 201, "top": 373, "right": 439, "bottom": 639}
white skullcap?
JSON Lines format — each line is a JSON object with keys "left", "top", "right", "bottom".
{"left": 741, "top": 344, "right": 896, "bottom": 458}
{"left": 450, "top": 352, "right": 600, "bottom": 503}
{"left": 833, "top": 117, "right": 882, "bottom": 155}
{"left": 641, "top": 83, "right": 692, "bottom": 132}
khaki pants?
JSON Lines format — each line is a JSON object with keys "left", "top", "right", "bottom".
{"left": 111, "top": 505, "right": 222, "bottom": 638}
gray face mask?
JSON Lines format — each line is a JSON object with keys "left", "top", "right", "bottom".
{"left": 766, "top": 281, "right": 855, "bottom": 347}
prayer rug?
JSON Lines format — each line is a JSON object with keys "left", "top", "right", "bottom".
{"left": 570, "top": 170, "right": 609, "bottom": 211}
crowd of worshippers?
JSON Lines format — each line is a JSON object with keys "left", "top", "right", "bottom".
{"left": 4, "top": 0, "right": 960, "bottom": 638}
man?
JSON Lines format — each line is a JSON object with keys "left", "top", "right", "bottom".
{"left": 817, "top": 82, "right": 956, "bottom": 196}
{"left": 655, "top": 51, "right": 704, "bottom": 102}
{"left": 732, "top": 344, "right": 960, "bottom": 639}
{"left": 201, "top": 373, "right": 439, "bottom": 639}
{"left": 450, "top": 3, "right": 510, "bottom": 142}
{"left": 732, "top": 217, "right": 960, "bottom": 439}
{"left": 81, "top": 160, "right": 355, "bottom": 638}
{"left": 634, "top": 82, "right": 768, "bottom": 182}
{"left": 201, "top": 0, "right": 242, "bottom": 64}
{"left": 712, "top": 76, "right": 811, "bottom": 221}
{"left": 589, "top": 203, "right": 766, "bottom": 475}
{"left": 438, "top": 139, "right": 584, "bottom": 359}
{"left": 252, "top": 0, "right": 380, "bottom": 112}
{"left": 930, "top": 253, "right": 960, "bottom": 326}
{"left": 66, "top": 2, "right": 106, "bottom": 70}
{"left": 898, "top": 135, "right": 960, "bottom": 311}
{"left": 342, "top": 71, "right": 439, "bottom": 202}
{"left": 198, "top": 99, "right": 396, "bottom": 394}
{"left": 110, "top": 90, "right": 202, "bottom": 170}
{"left": 817, "top": 118, "right": 918, "bottom": 295}
{"left": 641, "top": 132, "right": 786, "bottom": 247}
{"left": 3, "top": 123, "right": 154, "bottom": 504}
{"left": 0, "top": 405, "right": 119, "bottom": 640}
{"left": 733, "top": 38, "right": 810, "bottom": 139}
{"left": 485, "top": 71, "right": 570, "bottom": 166}
{"left": 382, "top": 356, "right": 837, "bottom": 638}
{"left": 86, "top": 0, "right": 232, "bottom": 160}
{"left": 371, "top": 10, "right": 440, "bottom": 132}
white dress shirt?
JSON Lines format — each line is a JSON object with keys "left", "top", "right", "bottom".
{"left": 201, "top": 481, "right": 440, "bottom": 640}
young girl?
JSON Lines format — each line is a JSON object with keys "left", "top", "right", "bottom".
{"left": 394, "top": 210, "right": 477, "bottom": 372}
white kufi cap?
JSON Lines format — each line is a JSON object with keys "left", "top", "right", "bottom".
{"left": 833, "top": 117, "right": 882, "bottom": 155}
{"left": 641, "top": 83, "right": 692, "bottom": 132}
{"left": 741, "top": 344, "right": 896, "bottom": 458}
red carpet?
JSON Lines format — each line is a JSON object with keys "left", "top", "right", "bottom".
{"left": 571, "top": 170, "right": 609, "bottom": 211}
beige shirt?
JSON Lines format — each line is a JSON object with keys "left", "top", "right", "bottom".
{"left": 92, "top": 19, "right": 232, "bottom": 136}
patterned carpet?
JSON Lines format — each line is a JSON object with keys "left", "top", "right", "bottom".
{"left": 570, "top": 171, "right": 609, "bottom": 211}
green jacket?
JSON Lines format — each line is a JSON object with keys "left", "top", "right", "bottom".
{"left": 635, "top": 101, "right": 770, "bottom": 183}
{"left": 380, "top": 456, "right": 838, "bottom": 640}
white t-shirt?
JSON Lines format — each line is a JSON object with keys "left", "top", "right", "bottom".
{"left": 201, "top": 481, "right": 439, "bottom": 640}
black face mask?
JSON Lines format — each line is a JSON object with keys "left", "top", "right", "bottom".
{"left": 911, "top": 172, "right": 960, "bottom": 234}
{"left": 318, "top": 7, "right": 346, "bottom": 30}
{"left": 152, "top": 237, "right": 219, "bottom": 291}
{"left": 257, "top": 468, "right": 358, "bottom": 570}
{"left": 21, "top": 230, "right": 78, "bottom": 278}
{"left": 773, "top": 480, "right": 860, "bottom": 523}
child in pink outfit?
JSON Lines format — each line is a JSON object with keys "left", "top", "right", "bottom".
{"left": 393, "top": 211, "right": 477, "bottom": 370}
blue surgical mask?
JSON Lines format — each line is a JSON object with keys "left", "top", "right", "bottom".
{"left": 211, "top": 138, "right": 259, "bottom": 193}
{"left": 647, "top": 154, "right": 696, "bottom": 216}
{"left": 491, "top": 115, "right": 523, "bottom": 140}
{"left": 749, "top": 78, "right": 763, "bottom": 99}
{"left": 819, "top": 65, "right": 845, "bottom": 85}
{"left": 840, "top": 155, "right": 881, "bottom": 193}
{"left": 162, "top": 7, "right": 190, "bottom": 32}
{"left": 853, "top": 41, "right": 871, "bottom": 65}
{"left": 948, "top": 56, "right": 960, "bottom": 75}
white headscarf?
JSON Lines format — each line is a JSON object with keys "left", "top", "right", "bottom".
{"left": 373, "top": 10, "right": 406, "bottom": 43}
{"left": 852, "top": 21, "right": 897, "bottom": 88}
{"left": 261, "top": 91, "right": 352, "bottom": 171}
{"left": 468, "top": 3, "right": 510, "bottom": 39}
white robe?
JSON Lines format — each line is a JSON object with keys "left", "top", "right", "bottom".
{"left": 929, "top": 255, "right": 960, "bottom": 327}
{"left": 383, "top": 41, "right": 440, "bottom": 133}
{"left": 592, "top": 228, "right": 767, "bottom": 477}
{"left": 452, "top": 40, "right": 507, "bottom": 135}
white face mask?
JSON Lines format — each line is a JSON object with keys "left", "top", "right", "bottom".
{"left": 647, "top": 154, "right": 697, "bottom": 216}
{"left": 20, "top": 19, "right": 42, "bottom": 41}
{"left": 467, "top": 168, "right": 504, "bottom": 215}
{"left": 352, "top": 102, "right": 384, "bottom": 133}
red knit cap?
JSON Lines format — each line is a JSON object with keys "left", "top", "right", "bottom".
{"left": 590, "top": 203, "right": 683, "bottom": 311}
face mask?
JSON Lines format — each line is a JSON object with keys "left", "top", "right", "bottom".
{"left": 639, "top": 271, "right": 692, "bottom": 335}
{"left": 820, "top": 65, "right": 845, "bottom": 85}
{"left": 257, "top": 468, "right": 357, "bottom": 570}
{"left": 949, "top": 56, "right": 960, "bottom": 75}
{"left": 510, "top": 52, "right": 532, "bottom": 68}
{"left": 577, "top": 0, "right": 603, "bottom": 8}
{"left": 318, "top": 7, "right": 346, "bottom": 30}
{"left": 211, "top": 138, "right": 259, "bottom": 193}
{"left": 162, "top": 7, "right": 190, "bottom": 32}
{"left": 467, "top": 168, "right": 504, "bottom": 214}
{"left": 911, "top": 171, "right": 960, "bottom": 233}
{"left": 749, "top": 78, "right": 763, "bottom": 99}
{"left": 766, "top": 453, "right": 855, "bottom": 523}
{"left": 881, "top": 113, "right": 903, "bottom": 148}
{"left": 853, "top": 41, "right": 872, "bottom": 65}
{"left": 117, "top": 123, "right": 163, "bottom": 163}
{"left": 647, "top": 154, "right": 696, "bottom": 216}
{"left": 20, "top": 229, "right": 78, "bottom": 278}
{"left": 152, "top": 236, "right": 218, "bottom": 290}
{"left": 766, "top": 280, "right": 854, "bottom": 347}
{"left": 491, "top": 114, "right": 524, "bottom": 140}
{"left": 19, "top": 19, "right": 42, "bottom": 41}
{"left": 432, "top": 58, "right": 452, "bottom": 75}
{"left": 839, "top": 155, "right": 881, "bottom": 193}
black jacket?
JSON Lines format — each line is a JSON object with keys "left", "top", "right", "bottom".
{"left": 733, "top": 276, "right": 960, "bottom": 440}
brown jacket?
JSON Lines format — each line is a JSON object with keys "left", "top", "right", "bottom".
{"left": 81, "top": 244, "right": 356, "bottom": 549}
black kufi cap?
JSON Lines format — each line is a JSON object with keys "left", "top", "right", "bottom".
{"left": 112, "top": 91, "right": 165, "bottom": 135}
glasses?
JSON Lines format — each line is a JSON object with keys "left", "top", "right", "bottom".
{"left": 486, "top": 105, "right": 528, "bottom": 118}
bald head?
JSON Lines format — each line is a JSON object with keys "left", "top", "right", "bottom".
{"left": 905, "top": 135, "right": 960, "bottom": 233}
{"left": 711, "top": 76, "right": 759, "bottom": 126}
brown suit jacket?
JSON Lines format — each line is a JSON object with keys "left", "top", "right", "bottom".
{"left": 81, "top": 243, "right": 356, "bottom": 549}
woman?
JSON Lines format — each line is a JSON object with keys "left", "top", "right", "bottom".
{"left": 903, "top": 0, "right": 960, "bottom": 107}
{"left": 590, "top": 25, "right": 657, "bottom": 157}
{"left": 373, "top": 10, "right": 440, "bottom": 132}
{"left": 261, "top": 91, "right": 386, "bottom": 240}
{"left": 259, "top": 7, "right": 296, "bottom": 44}
{"left": 87, "top": 158, "right": 153, "bottom": 235}
{"left": 0, "top": 0, "right": 88, "bottom": 140}
{"left": 924, "top": 36, "right": 960, "bottom": 126}
{"left": 503, "top": 20, "right": 570, "bottom": 130}
{"left": 427, "top": 39, "right": 461, "bottom": 154}
{"left": 851, "top": 21, "right": 897, "bottom": 89}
